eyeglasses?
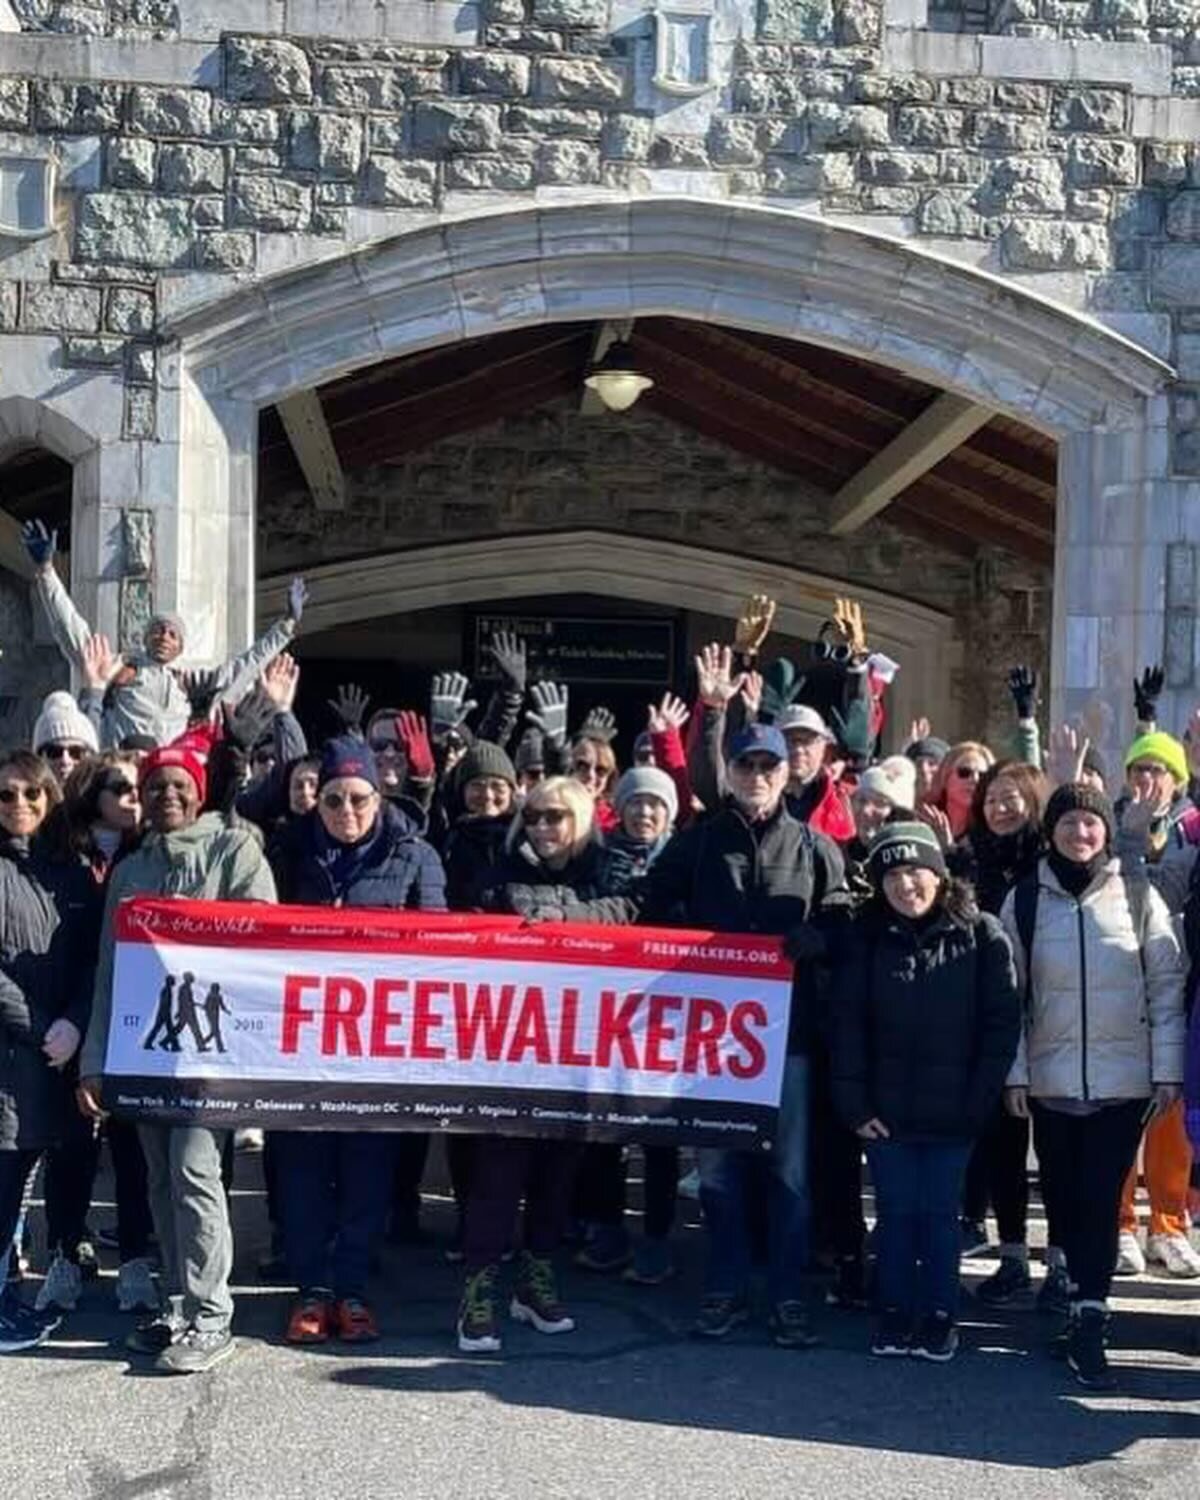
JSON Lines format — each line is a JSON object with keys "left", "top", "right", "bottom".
{"left": 102, "top": 778, "right": 136, "bottom": 798}
{"left": 321, "top": 791, "right": 376, "bottom": 812}
{"left": 523, "top": 807, "right": 569, "bottom": 827}
{"left": 955, "top": 765, "right": 985, "bottom": 781}
{"left": 0, "top": 786, "right": 45, "bottom": 806}
{"left": 572, "top": 761, "right": 603, "bottom": 779}
{"left": 39, "top": 744, "right": 87, "bottom": 762}
{"left": 732, "top": 756, "right": 781, "bottom": 777}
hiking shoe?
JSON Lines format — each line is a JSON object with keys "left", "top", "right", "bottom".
{"left": 510, "top": 1254, "right": 575, "bottom": 1335}
{"left": 1067, "top": 1307, "right": 1116, "bottom": 1391}
{"left": 1114, "top": 1230, "right": 1145, "bottom": 1276}
{"left": 1036, "top": 1265, "right": 1072, "bottom": 1318}
{"left": 126, "top": 1308, "right": 187, "bottom": 1355}
{"left": 623, "top": 1238, "right": 676, "bottom": 1287}
{"left": 116, "top": 1258, "right": 159, "bottom": 1314}
{"left": 286, "top": 1293, "right": 333, "bottom": 1345}
{"left": 959, "top": 1219, "right": 989, "bottom": 1259}
{"left": 1146, "top": 1233, "right": 1200, "bottom": 1278}
{"left": 825, "top": 1255, "right": 869, "bottom": 1309}
{"left": 769, "top": 1300, "right": 821, "bottom": 1349}
{"left": 333, "top": 1298, "right": 379, "bottom": 1343}
{"left": 691, "top": 1294, "right": 749, "bottom": 1340}
{"left": 975, "top": 1256, "right": 1032, "bottom": 1306}
{"left": 35, "top": 1254, "right": 82, "bottom": 1313}
{"left": 154, "top": 1326, "right": 236, "bottom": 1376}
{"left": 870, "top": 1311, "right": 911, "bottom": 1358}
{"left": 0, "top": 1293, "right": 55, "bottom": 1353}
{"left": 574, "top": 1225, "right": 631, "bottom": 1274}
{"left": 911, "top": 1313, "right": 960, "bottom": 1363}
{"left": 457, "top": 1265, "right": 502, "bottom": 1354}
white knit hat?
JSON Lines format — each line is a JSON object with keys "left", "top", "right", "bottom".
{"left": 32, "top": 690, "right": 99, "bottom": 754}
{"left": 854, "top": 755, "right": 916, "bottom": 812}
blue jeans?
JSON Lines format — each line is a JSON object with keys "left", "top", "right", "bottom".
{"left": 866, "top": 1139, "right": 972, "bottom": 1321}
{"left": 275, "top": 1131, "right": 392, "bottom": 1300}
{"left": 697, "top": 1054, "right": 809, "bottom": 1304}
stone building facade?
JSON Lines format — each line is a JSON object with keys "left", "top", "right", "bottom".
{"left": 0, "top": 0, "right": 1190, "bottom": 761}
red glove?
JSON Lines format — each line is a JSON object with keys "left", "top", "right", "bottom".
{"left": 395, "top": 711, "right": 434, "bottom": 781}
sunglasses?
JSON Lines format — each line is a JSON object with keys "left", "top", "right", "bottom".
{"left": 322, "top": 790, "right": 376, "bottom": 812}
{"left": 103, "top": 778, "right": 136, "bottom": 798}
{"left": 40, "top": 743, "right": 87, "bottom": 762}
{"left": 0, "top": 786, "right": 45, "bottom": 806}
{"left": 955, "top": 765, "right": 984, "bottom": 780}
{"left": 732, "top": 756, "right": 781, "bottom": 776}
{"left": 368, "top": 739, "right": 399, "bottom": 756}
{"left": 523, "top": 807, "right": 569, "bottom": 827}
{"left": 572, "top": 761, "right": 603, "bottom": 778}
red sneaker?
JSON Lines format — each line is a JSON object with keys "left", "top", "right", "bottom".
{"left": 334, "top": 1297, "right": 379, "bottom": 1343}
{"left": 286, "top": 1295, "right": 332, "bottom": 1345}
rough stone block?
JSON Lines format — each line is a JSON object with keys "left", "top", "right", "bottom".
{"left": 63, "top": 336, "right": 127, "bottom": 368}
{"left": 977, "top": 156, "right": 1065, "bottom": 213}
{"left": 1050, "top": 86, "right": 1127, "bottom": 134}
{"left": 0, "top": 78, "right": 30, "bottom": 131}
{"left": 1068, "top": 188, "right": 1111, "bottom": 222}
{"left": 107, "top": 286, "right": 155, "bottom": 335}
{"left": 77, "top": 192, "right": 194, "bottom": 268}
{"left": 707, "top": 116, "right": 761, "bottom": 166}
{"left": 129, "top": 85, "right": 213, "bottom": 137}
{"left": 993, "top": 82, "right": 1049, "bottom": 113}
{"left": 158, "top": 142, "right": 226, "bottom": 193}
{"left": 506, "top": 103, "right": 604, "bottom": 137}
{"left": 535, "top": 56, "right": 623, "bottom": 105}
{"left": 835, "top": 0, "right": 881, "bottom": 44}
{"left": 320, "top": 63, "right": 441, "bottom": 110}
{"left": 484, "top": 0, "right": 525, "bottom": 19}
{"left": 231, "top": 175, "right": 312, "bottom": 231}
{"left": 194, "top": 195, "right": 225, "bottom": 227}
{"left": 445, "top": 154, "right": 534, "bottom": 189}
{"left": 602, "top": 112, "right": 653, "bottom": 161}
{"left": 122, "top": 510, "right": 154, "bottom": 575}
{"left": 236, "top": 145, "right": 284, "bottom": 170}
{"left": 21, "top": 282, "right": 102, "bottom": 334}
{"left": 1144, "top": 141, "right": 1188, "bottom": 187}
{"left": 457, "top": 50, "right": 531, "bottom": 96}
{"left": 858, "top": 150, "right": 940, "bottom": 185}
{"left": 894, "top": 107, "right": 963, "bottom": 148}
{"left": 35, "top": 82, "right": 123, "bottom": 133}
{"left": 196, "top": 230, "right": 255, "bottom": 271}
{"left": 649, "top": 134, "right": 709, "bottom": 170}
{"left": 532, "top": 0, "right": 606, "bottom": 21}
{"left": 213, "top": 105, "right": 280, "bottom": 143}
{"left": 124, "top": 387, "right": 156, "bottom": 442}
{"left": 0, "top": 282, "right": 17, "bottom": 331}
{"left": 106, "top": 136, "right": 157, "bottom": 189}
{"left": 225, "top": 37, "right": 313, "bottom": 103}
{"left": 969, "top": 112, "right": 1046, "bottom": 151}
{"left": 757, "top": 0, "right": 835, "bottom": 41}
{"left": 289, "top": 111, "right": 364, "bottom": 177}
{"left": 535, "top": 138, "right": 599, "bottom": 184}
{"left": 1167, "top": 191, "right": 1200, "bottom": 239}
{"left": 1111, "top": 188, "right": 1163, "bottom": 238}
{"left": 413, "top": 100, "right": 502, "bottom": 153}
{"left": 1001, "top": 220, "right": 1109, "bottom": 270}
{"left": 917, "top": 189, "right": 990, "bottom": 238}
{"left": 1066, "top": 137, "right": 1138, "bottom": 187}
{"left": 364, "top": 156, "right": 438, "bottom": 205}
{"left": 764, "top": 157, "right": 823, "bottom": 195}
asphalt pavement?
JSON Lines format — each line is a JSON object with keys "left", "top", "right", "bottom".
{"left": 1, "top": 1145, "right": 1198, "bottom": 1500}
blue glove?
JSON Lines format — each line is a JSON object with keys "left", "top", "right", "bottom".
{"left": 21, "top": 519, "right": 55, "bottom": 569}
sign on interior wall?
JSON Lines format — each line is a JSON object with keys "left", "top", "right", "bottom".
{"left": 469, "top": 613, "right": 676, "bottom": 686}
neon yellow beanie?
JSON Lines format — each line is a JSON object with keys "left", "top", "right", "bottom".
{"left": 1124, "top": 731, "right": 1188, "bottom": 786}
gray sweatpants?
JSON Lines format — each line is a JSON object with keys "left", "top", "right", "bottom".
{"left": 138, "top": 1125, "right": 233, "bottom": 1332}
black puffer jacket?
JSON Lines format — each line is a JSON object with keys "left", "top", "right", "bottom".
{"left": 477, "top": 839, "right": 631, "bottom": 923}
{"left": 949, "top": 823, "right": 1042, "bottom": 916}
{"left": 272, "top": 800, "right": 446, "bottom": 910}
{"left": 442, "top": 814, "right": 510, "bottom": 911}
{"left": 0, "top": 836, "right": 102, "bottom": 1151}
{"left": 828, "top": 892, "right": 1020, "bottom": 1141}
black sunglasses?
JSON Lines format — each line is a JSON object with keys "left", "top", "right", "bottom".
{"left": 322, "top": 790, "right": 376, "bottom": 812}
{"left": 0, "top": 786, "right": 44, "bottom": 805}
{"left": 523, "top": 808, "right": 569, "bottom": 827}
{"left": 103, "top": 777, "right": 136, "bottom": 797}
{"left": 39, "top": 743, "right": 88, "bottom": 762}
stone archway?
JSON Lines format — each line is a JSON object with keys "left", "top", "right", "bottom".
{"left": 163, "top": 195, "right": 1174, "bottom": 743}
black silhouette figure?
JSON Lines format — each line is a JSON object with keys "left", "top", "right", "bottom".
{"left": 144, "top": 975, "right": 180, "bottom": 1052}
{"left": 176, "top": 971, "right": 208, "bottom": 1052}
{"left": 202, "top": 983, "right": 231, "bottom": 1054}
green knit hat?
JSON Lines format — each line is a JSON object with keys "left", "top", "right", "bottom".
{"left": 1125, "top": 730, "right": 1187, "bottom": 787}
{"left": 867, "top": 820, "right": 947, "bottom": 887}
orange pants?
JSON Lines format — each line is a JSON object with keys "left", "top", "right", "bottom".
{"left": 1119, "top": 1101, "right": 1194, "bottom": 1238}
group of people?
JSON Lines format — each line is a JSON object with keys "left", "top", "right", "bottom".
{"left": 0, "top": 522, "right": 1197, "bottom": 1397}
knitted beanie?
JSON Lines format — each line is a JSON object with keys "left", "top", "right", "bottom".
{"left": 457, "top": 740, "right": 517, "bottom": 789}
{"left": 855, "top": 755, "right": 917, "bottom": 813}
{"left": 147, "top": 612, "right": 186, "bottom": 648}
{"left": 32, "top": 691, "right": 99, "bottom": 754}
{"left": 318, "top": 735, "right": 380, "bottom": 792}
{"left": 514, "top": 727, "right": 545, "bottom": 775}
{"left": 139, "top": 743, "right": 207, "bottom": 804}
{"left": 904, "top": 735, "right": 951, "bottom": 766}
{"left": 867, "top": 821, "right": 947, "bottom": 885}
{"left": 1124, "top": 730, "right": 1188, "bottom": 787}
{"left": 1043, "top": 781, "right": 1115, "bottom": 845}
{"left": 1082, "top": 744, "right": 1108, "bottom": 784}
{"left": 612, "top": 766, "right": 679, "bottom": 827}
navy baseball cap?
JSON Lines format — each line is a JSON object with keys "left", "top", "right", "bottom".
{"left": 728, "top": 724, "right": 788, "bottom": 764}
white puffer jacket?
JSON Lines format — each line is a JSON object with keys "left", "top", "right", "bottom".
{"left": 1000, "top": 858, "right": 1186, "bottom": 1100}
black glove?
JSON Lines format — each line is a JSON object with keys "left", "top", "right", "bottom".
{"left": 179, "top": 667, "right": 222, "bottom": 721}
{"left": 1007, "top": 665, "right": 1038, "bottom": 721}
{"left": 327, "top": 682, "right": 369, "bottom": 734}
{"left": 1134, "top": 665, "right": 1164, "bottom": 723}
{"left": 222, "top": 689, "right": 275, "bottom": 752}
{"left": 782, "top": 924, "right": 826, "bottom": 963}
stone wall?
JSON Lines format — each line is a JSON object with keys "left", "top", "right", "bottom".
{"left": 259, "top": 396, "right": 1052, "bottom": 744}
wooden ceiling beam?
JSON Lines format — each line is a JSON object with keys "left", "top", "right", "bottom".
{"left": 275, "top": 389, "right": 346, "bottom": 512}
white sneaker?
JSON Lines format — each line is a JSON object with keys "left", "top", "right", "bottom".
{"left": 234, "top": 1128, "right": 264, "bottom": 1152}
{"left": 35, "top": 1254, "right": 82, "bottom": 1312}
{"left": 1114, "top": 1229, "right": 1146, "bottom": 1276}
{"left": 116, "top": 1257, "right": 159, "bottom": 1313}
{"left": 1146, "top": 1233, "right": 1200, "bottom": 1278}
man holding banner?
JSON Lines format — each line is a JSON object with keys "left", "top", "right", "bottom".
{"left": 634, "top": 722, "right": 848, "bottom": 1349}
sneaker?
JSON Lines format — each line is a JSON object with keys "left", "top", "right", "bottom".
{"left": 825, "top": 1255, "right": 869, "bottom": 1309}
{"left": 125, "top": 1308, "right": 187, "bottom": 1355}
{"left": 911, "top": 1312, "right": 960, "bottom": 1363}
{"left": 574, "top": 1225, "right": 631, "bottom": 1274}
{"left": 769, "top": 1300, "right": 820, "bottom": 1349}
{"left": 510, "top": 1253, "right": 575, "bottom": 1335}
{"left": 1114, "top": 1229, "right": 1145, "bottom": 1276}
{"left": 286, "top": 1293, "right": 333, "bottom": 1345}
{"left": 624, "top": 1238, "right": 676, "bottom": 1287}
{"left": 234, "top": 1128, "right": 264, "bottom": 1152}
{"left": 333, "top": 1297, "right": 379, "bottom": 1343}
{"left": 1067, "top": 1306, "right": 1116, "bottom": 1391}
{"left": 35, "top": 1254, "right": 82, "bottom": 1313}
{"left": 1036, "top": 1264, "right": 1072, "bottom": 1318}
{"left": 154, "top": 1326, "right": 236, "bottom": 1375}
{"left": 457, "top": 1265, "right": 502, "bottom": 1354}
{"left": 870, "top": 1311, "right": 911, "bottom": 1358}
{"left": 116, "top": 1258, "right": 159, "bottom": 1314}
{"left": 691, "top": 1294, "right": 749, "bottom": 1340}
{"left": 975, "top": 1256, "right": 1032, "bottom": 1306}
{"left": 0, "top": 1293, "right": 55, "bottom": 1353}
{"left": 1146, "top": 1232, "right": 1200, "bottom": 1278}
{"left": 959, "top": 1219, "right": 990, "bottom": 1259}
{"left": 76, "top": 1239, "right": 100, "bottom": 1283}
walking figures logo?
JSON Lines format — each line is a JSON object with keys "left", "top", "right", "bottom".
{"left": 143, "top": 971, "right": 233, "bottom": 1055}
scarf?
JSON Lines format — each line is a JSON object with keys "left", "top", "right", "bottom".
{"left": 1047, "top": 847, "right": 1107, "bottom": 898}
{"left": 313, "top": 811, "right": 385, "bottom": 902}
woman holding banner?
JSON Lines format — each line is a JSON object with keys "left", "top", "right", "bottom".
{"left": 457, "top": 775, "right": 631, "bottom": 1354}
{"left": 269, "top": 735, "right": 446, "bottom": 1349}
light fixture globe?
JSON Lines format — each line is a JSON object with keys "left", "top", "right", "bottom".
{"left": 584, "top": 341, "right": 654, "bottom": 412}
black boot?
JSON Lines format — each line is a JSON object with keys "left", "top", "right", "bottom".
{"left": 1067, "top": 1305, "right": 1116, "bottom": 1390}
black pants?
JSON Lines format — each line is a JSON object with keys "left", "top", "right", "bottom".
{"left": 573, "top": 1143, "right": 626, "bottom": 1227}
{"left": 43, "top": 1110, "right": 100, "bottom": 1260}
{"left": 809, "top": 1046, "right": 866, "bottom": 1261}
{"left": 108, "top": 1117, "right": 153, "bottom": 1263}
{"left": 0, "top": 1150, "right": 40, "bottom": 1286}
{"left": 963, "top": 1104, "right": 1030, "bottom": 1245}
{"left": 391, "top": 1133, "right": 430, "bottom": 1233}
{"left": 643, "top": 1147, "right": 679, "bottom": 1241}
{"left": 465, "top": 1137, "right": 581, "bottom": 1272}
{"left": 1032, "top": 1100, "right": 1145, "bottom": 1303}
